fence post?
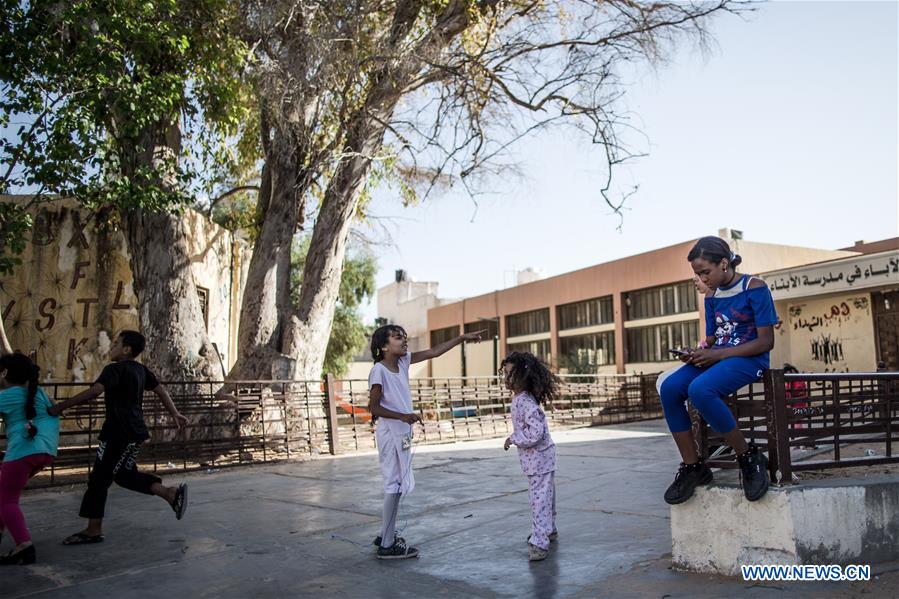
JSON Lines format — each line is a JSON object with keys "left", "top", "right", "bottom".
{"left": 764, "top": 369, "right": 792, "bottom": 485}
{"left": 886, "top": 383, "right": 894, "bottom": 459}
{"left": 324, "top": 374, "right": 341, "bottom": 455}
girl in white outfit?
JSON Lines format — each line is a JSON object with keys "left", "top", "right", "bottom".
{"left": 368, "top": 324, "right": 485, "bottom": 559}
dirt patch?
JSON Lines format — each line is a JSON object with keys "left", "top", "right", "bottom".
{"left": 791, "top": 441, "right": 899, "bottom": 482}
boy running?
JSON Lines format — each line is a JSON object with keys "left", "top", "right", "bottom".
{"left": 51, "top": 330, "right": 189, "bottom": 544}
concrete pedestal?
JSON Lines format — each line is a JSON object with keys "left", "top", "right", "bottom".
{"left": 671, "top": 476, "right": 899, "bottom": 576}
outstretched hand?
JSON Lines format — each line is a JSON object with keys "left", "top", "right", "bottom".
{"left": 463, "top": 329, "right": 488, "bottom": 343}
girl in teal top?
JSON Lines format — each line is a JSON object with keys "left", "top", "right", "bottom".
{"left": 0, "top": 352, "right": 60, "bottom": 565}
{"left": 0, "top": 383, "right": 59, "bottom": 462}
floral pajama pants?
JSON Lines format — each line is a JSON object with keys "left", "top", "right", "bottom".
{"left": 527, "top": 471, "right": 556, "bottom": 550}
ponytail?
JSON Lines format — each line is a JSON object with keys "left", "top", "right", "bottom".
{"left": 25, "top": 363, "right": 40, "bottom": 439}
{"left": 688, "top": 236, "right": 742, "bottom": 270}
{"left": 0, "top": 353, "right": 41, "bottom": 439}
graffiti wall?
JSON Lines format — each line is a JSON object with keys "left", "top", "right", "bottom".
{"left": 1, "top": 198, "right": 249, "bottom": 382}
{"left": 782, "top": 293, "right": 877, "bottom": 372}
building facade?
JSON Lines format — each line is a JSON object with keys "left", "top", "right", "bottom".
{"left": 426, "top": 230, "right": 858, "bottom": 376}
{"left": 765, "top": 243, "right": 899, "bottom": 372}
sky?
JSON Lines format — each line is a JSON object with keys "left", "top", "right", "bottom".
{"left": 357, "top": 0, "right": 898, "bottom": 324}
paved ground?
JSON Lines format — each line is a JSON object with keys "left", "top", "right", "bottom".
{"left": 4, "top": 419, "right": 897, "bottom": 598}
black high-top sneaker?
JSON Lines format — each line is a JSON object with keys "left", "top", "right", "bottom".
{"left": 737, "top": 443, "right": 769, "bottom": 501}
{"left": 664, "top": 460, "right": 713, "bottom": 505}
{"left": 372, "top": 534, "right": 404, "bottom": 548}
{"left": 376, "top": 538, "right": 419, "bottom": 560}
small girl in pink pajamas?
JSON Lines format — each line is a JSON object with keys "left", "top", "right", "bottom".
{"left": 502, "top": 351, "right": 560, "bottom": 561}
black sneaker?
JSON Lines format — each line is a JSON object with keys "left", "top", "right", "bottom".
{"left": 737, "top": 444, "right": 769, "bottom": 501}
{"left": 376, "top": 538, "right": 419, "bottom": 560}
{"left": 0, "top": 544, "right": 36, "bottom": 565}
{"left": 664, "top": 460, "right": 713, "bottom": 505}
{"left": 372, "top": 534, "right": 405, "bottom": 548}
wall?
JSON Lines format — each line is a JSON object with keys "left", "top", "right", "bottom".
{"left": 465, "top": 340, "right": 498, "bottom": 377}
{"left": 430, "top": 345, "right": 463, "bottom": 378}
{"left": 763, "top": 250, "right": 899, "bottom": 372}
{"left": 776, "top": 293, "right": 877, "bottom": 372}
{"left": 1, "top": 197, "right": 250, "bottom": 382}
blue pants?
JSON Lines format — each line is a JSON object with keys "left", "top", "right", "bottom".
{"left": 658, "top": 357, "right": 766, "bottom": 434}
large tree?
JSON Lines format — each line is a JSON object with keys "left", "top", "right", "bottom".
{"left": 1, "top": 0, "right": 248, "bottom": 379}
{"left": 229, "top": 0, "right": 742, "bottom": 381}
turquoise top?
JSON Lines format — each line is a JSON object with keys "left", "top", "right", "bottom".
{"left": 0, "top": 386, "right": 59, "bottom": 462}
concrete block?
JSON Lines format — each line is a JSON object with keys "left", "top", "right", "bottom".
{"left": 671, "top": 476, "right": 899, "bottom": 576}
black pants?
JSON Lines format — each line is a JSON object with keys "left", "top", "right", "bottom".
{"left": 79, "top": 439, "right": 161, "bottom": 519}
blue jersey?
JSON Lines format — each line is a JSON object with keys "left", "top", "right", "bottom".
{"left": 704, "top": 274, "right": 778, "bottom": 367}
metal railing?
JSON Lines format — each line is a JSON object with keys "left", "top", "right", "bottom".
{"left": 2, "top": 373, "right": 662, "bottom": 488}
{"left": 698, "top": 369, "right": 899, "bottom": 484}
{"left": 331, "top": 374, "right": 662, "bottom": 453}
{"left": 3, "top": 380, "right": 331, "bottom": 488}
{"left": 8, "top": 370, "right": 895, "bottom": 488}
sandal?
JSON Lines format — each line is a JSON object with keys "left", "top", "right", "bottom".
{"left": 62, "top": 532, "right": 104, "bottom": 545}
{"left": 172, "top": 483, "right": 188, "bottom": 520}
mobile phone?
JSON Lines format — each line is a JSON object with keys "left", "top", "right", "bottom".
{"left": 668, "top": 348, "right": 691, "bottom": 357}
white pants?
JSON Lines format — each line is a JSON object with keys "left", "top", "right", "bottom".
{"left": 377, "top": 427, "right": 414, "bottom": 495}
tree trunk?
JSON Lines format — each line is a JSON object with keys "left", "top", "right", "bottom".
{"left": 122, "top": 208, "right": 220, "bottom": 381}
{"left": 227, "top": 129, "right": 304, "bottom": 381}
{"left": 285, "top": 110, "right": 393, "bottom": 381}
{"left": 120, "top": 121, "right": 220, "bottom": 381}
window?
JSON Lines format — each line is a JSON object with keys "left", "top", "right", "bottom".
{"left": 430, "top": 325, "right": 460, "bottom": 346}
{"left": 465, "top": 319, "right": 499, "bottom": 339}
{"left": 625, "top": 281, "right": 697, "bottom": 320}
{"left": 559, "top": 331, "right": 615, "bottom": 368}
{"left": 626, "top": 321, "right": 699, "bottom": 363}
{"left": 507, "top": 339, "right": 552, "bottom": 365}
{"left": 505, "top": 308, "right": 550, "bottom": 338}
{"left": 557, "top": 296, "right": 614, "bottom": 330}
{"left": 196, "top": 286, "right": 210, "bottom": 329}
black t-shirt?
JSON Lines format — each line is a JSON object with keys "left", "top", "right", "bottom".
{"left": 95, "top": 360, "right": 159, "bottom": 442}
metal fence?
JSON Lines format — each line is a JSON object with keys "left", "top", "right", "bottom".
{"left": 2, "top": 373, "right": 662, "bottom": 488}
{"left": 698, "top": 370, "right": 899, "bottom": 484}
{"left": 331, "top": 374, "right": 662, "bottom": 452}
